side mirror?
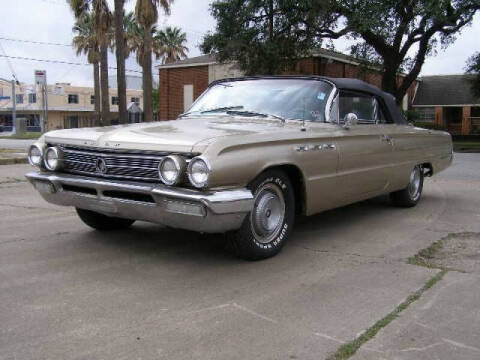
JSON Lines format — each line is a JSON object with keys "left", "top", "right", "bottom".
{"left": 343, "top": 113, "right": 358, "bottom": 129}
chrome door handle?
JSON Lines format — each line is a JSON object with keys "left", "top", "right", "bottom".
{"left": 381, "top": 135, "right": 393, "bottom": 143}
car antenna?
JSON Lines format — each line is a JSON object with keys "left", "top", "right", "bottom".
{"left": 301, "top": 98, "right": 307, "bottom": 132}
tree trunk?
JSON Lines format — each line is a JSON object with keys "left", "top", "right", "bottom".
{"left": 143, "top": 26, "right": 153, "bottom": 122}
{"left": 114, "top": 0, "right": 127, "bottom": 124}
{"left": 381, "top": 68, "right": 399, "bottom": 103}
{"left": 93, "top": 61, "right": 101, "bottom": 126}
{"left": 100, "top": 44, "right": 110, "bottom": 125}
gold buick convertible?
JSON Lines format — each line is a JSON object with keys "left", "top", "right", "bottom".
{"left": 26, "top": 76, "right": 452, "bottom": 260}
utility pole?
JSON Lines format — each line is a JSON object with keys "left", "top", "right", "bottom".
{"left": 11, "top": 79, "right": 16, "bottom": 134}
{"left": 1, "top": 77, "right": 19, "bottom": 133}
{"left": 42, "top": 83, "right": 48, "bottom": 133}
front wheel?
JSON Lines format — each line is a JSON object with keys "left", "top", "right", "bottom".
{"left": 390, "top": 165, "right": 424, "bottom": 207}
{"left": 227, "top": 170, "right": 295, "bottom": 260}
{"left": 76, "top": 208, "right": 135, "bottom": 231}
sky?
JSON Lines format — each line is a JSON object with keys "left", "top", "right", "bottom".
{"left": 0, "top": 0, "right": 479, "bottom": 87}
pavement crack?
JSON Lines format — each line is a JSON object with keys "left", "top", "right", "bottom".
{"left": 295, "top": 244, "right": 401, "bottom": 263}
{"left": 398, "top": 342, "right": 443, "bottom": 352}
{"left": 326, "top": 270, "right": 447, "bottom": 360}
{"left": 231, "top": 303, "right": 278, "bottom": 324}
{"left": 442, "top": 338, "right": 480, "bottom": 352}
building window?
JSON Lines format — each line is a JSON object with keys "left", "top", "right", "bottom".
{"left": 68, "top": 94, "right": 79, "bottom": 104}
{"left": 415, "top": 107, "right": 435, "bottom": 122}
{"left": 16, "top": 94, "right": 24, "bottom": 104}
{"left": 131, "top": 97, "right": 140, "bottom": 105}
{"left": 28, "top": 93, "right": 37, "bottom": 104}
{"left": 112, "top": 96, "right": 119, "bottom": 105}
{"left": 90, "top": 95, "right": 95, "bottom": 105}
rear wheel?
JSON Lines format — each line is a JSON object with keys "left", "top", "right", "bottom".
{"left": 76, "top": 208, "right": 135, "bottom": 231}
{"left": 227, "top": 170, "right": 295, "bottom": 260}
{"left": 390, "top": 165, "right": 424, "bottom": 207}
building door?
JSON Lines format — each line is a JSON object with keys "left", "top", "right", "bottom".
{"left": 183, "top": 84, "right": 193, "bottom": 112}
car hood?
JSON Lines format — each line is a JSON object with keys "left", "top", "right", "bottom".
{"left": 43, "top": 116, "right": 302, "bottom": 153}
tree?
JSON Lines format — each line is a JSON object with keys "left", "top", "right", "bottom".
{"left": 201, "top": 0, "right": 321, "bottom": 75}
{"left": 306, "top": 0, "right": 480, "bottom": 103}
{"left": 125, "top": 13, "right": 163, "bottom": 76}
{"left": 466, "top": 52, "right": 480, "bottom": 99}
{"left": 114, "top": 0, "right": 127, "bottom": 124}
{"left": 72, "top": 13, "right": 101, "bottom": 125}
{"left": 155, "top": 26, "right": 188, "bottom": 64}
{"left": 135, "top": 0, "right": 173, "bottom": 122}
{"left": 67, "top": 0, "right": 112, "bottom": 125}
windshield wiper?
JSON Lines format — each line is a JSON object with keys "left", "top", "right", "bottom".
{"left": 226, "top": 110, "right": 285, "bottom": 122}
{"left": 201, "top": 105, "right": 244, "bottom": 114}
{"left": 179, "top": 106, "right": 243, "bottom": 118}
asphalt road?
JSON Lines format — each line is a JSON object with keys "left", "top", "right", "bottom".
{"left": 1, "top": 154, "right": 479, "bottom": 360}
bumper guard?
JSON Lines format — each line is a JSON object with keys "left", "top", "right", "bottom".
{"left": 25, "top": 171, "right": 254, "bottom": 233}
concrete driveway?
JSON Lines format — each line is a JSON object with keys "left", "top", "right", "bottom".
{"left": 1, "top": 154, "right": 479, "bottom": 360}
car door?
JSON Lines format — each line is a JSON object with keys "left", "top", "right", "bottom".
{"left": 335, "top": 90, "right": 394, "bottom": 202}
{"left": 380, "top": 122, "right": 428, "bottom": 191}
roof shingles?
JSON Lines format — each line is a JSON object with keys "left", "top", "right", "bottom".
{"left": 413, "top": 74, "right": 480, "bottom": 106}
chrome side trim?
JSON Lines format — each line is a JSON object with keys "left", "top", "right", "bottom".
{"left": 26, "top": 171, "right": 254, "bottom": 233}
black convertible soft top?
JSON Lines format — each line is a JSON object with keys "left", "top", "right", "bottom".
{"left": 211, "top": 75, "right": 408, "bottom": 125}
{"left": 326, "top": 77, "right": 408, "bottom": 125}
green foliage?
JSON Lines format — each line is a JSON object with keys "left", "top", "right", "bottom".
{"left": 200, "top": 0, "right": 325, "bottom": 75}
{"left": 327, "top": 270, "right": 447, "bottom": 360}
{"left": 324, "top": 0, "right": 480, "bottom": 102}
{"left": 155, "top": 26, "right": 188, "bottom": 64}
{"left": 202, "top": 0, "right": 480, "bottom": 102}
{"left": 404, "top": 109, "right": 420, "bottom": 122}
{"left": 465, "top": 52, "right": 480, "bottom": 99}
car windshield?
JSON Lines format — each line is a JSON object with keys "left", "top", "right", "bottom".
{"left": 185, "top": 79, "right": 334, "bottom": 122}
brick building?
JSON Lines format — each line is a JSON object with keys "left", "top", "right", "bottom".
{"left": 412, "top": 74, "right": 480, "bottom": 135}
{"left": 158, "top": 49, "right": 417, "bottom": 120}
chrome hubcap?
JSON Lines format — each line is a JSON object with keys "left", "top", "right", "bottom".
{"left": 408, "top": 166, "right": 421, "bottom": 201}
{"left": 251, "top": 183, "right": 285, "bottom": 244}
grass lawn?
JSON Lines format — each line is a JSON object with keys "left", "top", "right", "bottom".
{"left": 453, "top": 141, "right": 480, "bottom": 152}
{"left": 4, "top": 132, "right": 41, "bottom": 140}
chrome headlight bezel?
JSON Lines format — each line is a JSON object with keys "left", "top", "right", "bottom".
{"left": 187, "top": 157, "right": 211, "bottom": 189}
{"left": 158, "top": 155, "right": 186, "bottom": 186}
{"left": 44, "top": 146, "right": 63, "bottom": 171}
{"left": 28, "top": 144, "right": 44, "bottom": 167}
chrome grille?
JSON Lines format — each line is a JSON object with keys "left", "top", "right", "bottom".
{"left": 56, "top": 145, "right": 189, "bottom": 182}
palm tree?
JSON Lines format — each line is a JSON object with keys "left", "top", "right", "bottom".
{"left": 113, "top": 0, "right": 127, "bottom": 124}
{"left": 125, "top": 14, "right": 164, "bottom": 119}
{"left": 135, "top": 0, "right": 173, "bottom": 122}
{"left": 156, "top": 26, "right": 188, "bottom": 64}
{"left": 72, "top": 13, "right": 101, "bottom": 125}
{"left": 125, "top": 13, "right": 164, "bottom": 62}
{"left": 67, "top": 0, "right": 112, "bottom": 125}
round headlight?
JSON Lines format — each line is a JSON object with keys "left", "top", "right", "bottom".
{"left": 44, "top": 147, "right": 62, "bottom": 171}
{"left": 28, "top": 145, "right": 43, "bottom": 167}
{"left": 188, "top": 157, "right": 210, "bottom": 188}
{"left": 159, "top": 155, "right": 186, "bottom": 185}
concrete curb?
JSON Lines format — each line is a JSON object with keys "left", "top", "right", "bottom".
{"left": 0, "top": 157, "right": 28, "bottom": 165}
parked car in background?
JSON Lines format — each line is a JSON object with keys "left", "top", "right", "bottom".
{"left": 26, "top": 76, "right": 453, "bottom": 260}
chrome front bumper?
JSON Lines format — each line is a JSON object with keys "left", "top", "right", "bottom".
{"left": 25, "top": 171, "right": 254, "bottom": 233}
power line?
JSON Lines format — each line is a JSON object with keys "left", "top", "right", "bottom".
{"left": 0, "top": 36, "right": 71, "bottom": 47}
{"left": 0, "top": 54, "right": 143, "bottom": 74}
{"left": 0, "top": 42, "right": 19, "bottom": 81}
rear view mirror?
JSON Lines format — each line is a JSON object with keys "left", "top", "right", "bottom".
{"left": 343, "top": 113, "right": 358, "bottom": 129}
